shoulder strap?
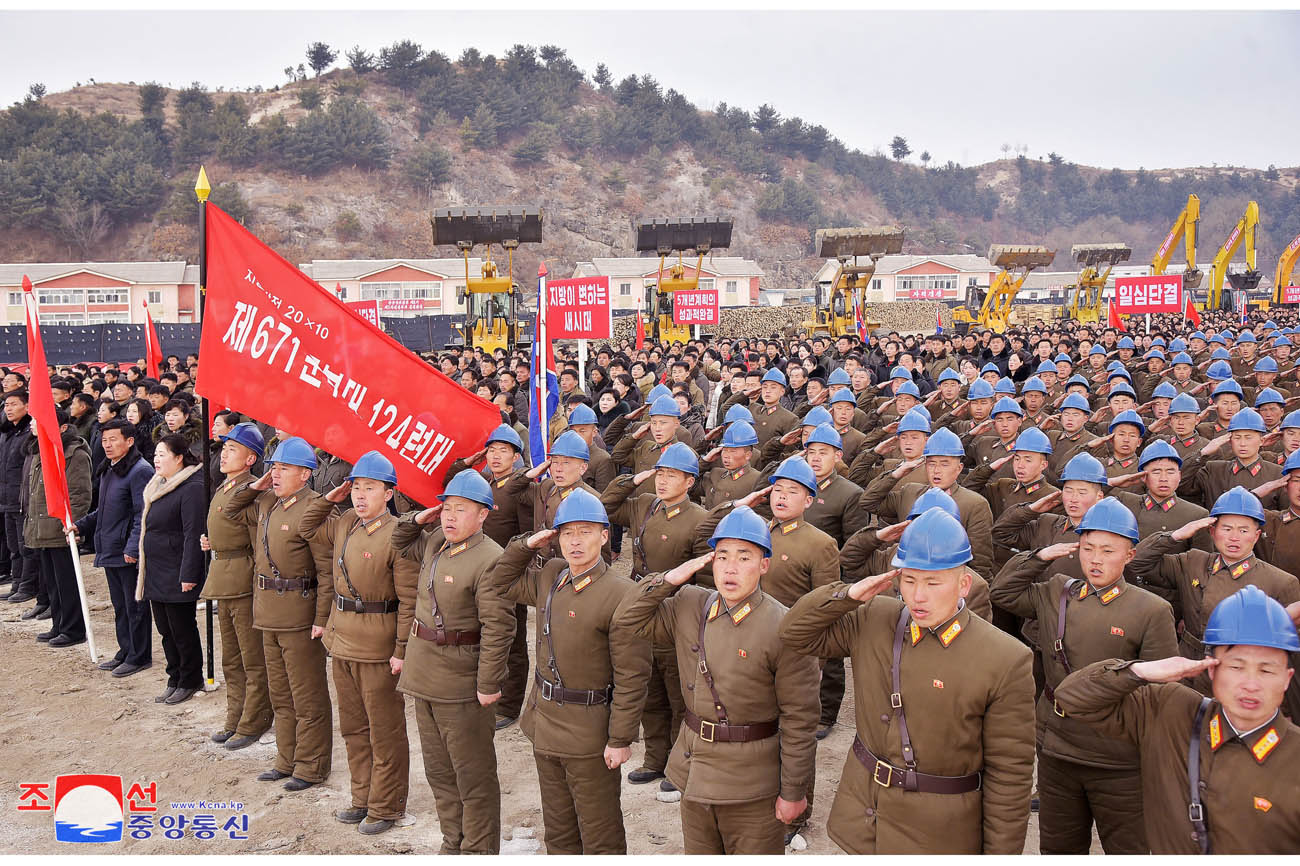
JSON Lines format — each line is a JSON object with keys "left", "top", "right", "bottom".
{"left": 1189, "top": 697, "right": 1212, "bottom": 855}
{"left": 890, "top": 606, "right": 918, "bottom": 784}
{"left": 540, "top": 568, "right": 571, "bottom": 688}
{"left": 1054, "top": 579, "right": 1079, "bottom": 675}
{"left": 632, "top": 497, "right": 664, "bottom": 577}
{"left": 697, "top": 591, "right": 729, "bottom": 724}
{"left": 336, "top": 519, "right": 366, "bottom": 603}
{"left": 260, "top": 506, "right": 283, "bottom": 580}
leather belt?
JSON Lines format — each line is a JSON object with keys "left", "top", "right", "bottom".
{"left": 211, "top": 548, "right": 253, "bottom": 560}
{"left": 411, "top": 619, "right": 480, "bottom": 645}
{"left": 336, "top": 596, "right": 399, "bottom": 614}
{"left": 534, "top": 671, "right": 613, "bottom": 706}
{"left": 684, "top": 707, "right": 778, "bottom": 743}
{"left": 851, "top": 736, "right": 981, "bottom": 794}
{"left": 257, "top": 575, "right": 317, "bottom": 592}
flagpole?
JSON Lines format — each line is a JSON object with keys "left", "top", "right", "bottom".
{"left": 195, "top": 166, "right": 215, "bottom": 689}
{"left": 66, "top": 529, "right": 98, "bottom": 663}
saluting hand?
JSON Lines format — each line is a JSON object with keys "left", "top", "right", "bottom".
{"left": 1029, "top": 489, "right": 1062, "bottom": 514}
{"left": 1286, "top": 600, "right": 1300, "bottom": 628}
{"left": 325, "top": 480, "right": 352, "bottom": 503}
{"left": 628, "top": 404, "right": 650, "bottom": 420}
{"left": 1147, "top": 415, "right": 1170, "bottom": 433}
{"left": 1089, "top": 406, "right": 1112, "bottom": 424}
{"left": 413, "top": 504, "right": 442, "bottom": 525}
{"left": 989, "top": 455, "right": 1011, "bottom": 472}
{"left": 1252, "top": 476, "right": 1289, "bottom": 497}
{"left": 1108, "top": 472, "right": 1145, "bottom": 489}
{"left": 704, "top": 425, "right": 725, "bottom": 443}
{"left": 663, "top": 552, "right": 715, "bottom": 586}
{"left": 1200, "top": 433, "right": 1230, "bottom": 457}
{"left": 891, "top": 457, "right": 924, "bottom": 480}
{"left": 703, "top": 446, "right": 723, "bottom": 462}
{"left": 848, "top": 568, "right": 900, "bottom": 603}
{"left": 1131, "top": 656, "right": 1217, "bottom": 683}
{"left": 526, "top": 528, "right": 558, "bottom": 550}
{"left": 952, "top": 402, "right": 970, "bottom": 418}
{"left": 1039, "top": 414, "right": 1060, "bottom": 430}
{"left": 633, "top": 468, "right": 657, "bottom": 485}
{"left": 1171, "top": 515, "right": 1216, "bottom": 541}
{"left": 525, "top": 459, "right": 551, "bottom": 480}
{"left": 969, "top": 417, "right": 994, "bottom": 436}
{"left": 466, "top": 447, "right": 488, "bottom": 466}
{"left": 1086, "top": 432, "right": 1114, "bottom": 449}
{"left": 1262, "top": 430, "right": 1282, "bottom": 447}
{"left": 249, "top": 471, "right": 274, "bottom": 492}
{"left": 735, "top": 485, "right": 773, "bottom": 509}
{"left": 780, "top": 427, "right": 803, "bottom": 446}
{"left": 875, "top": 520, "right": 910, "bottom": 544}
{"left": 873, "top": 437, "right": 898, "bottom": 456}
{"left": 632, "top": 424, "right": 651, "bottom": 441}
{"left": 1036, "top": 542, "right": 1079, "bottom": 562}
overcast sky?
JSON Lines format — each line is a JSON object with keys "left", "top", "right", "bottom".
{"left": 2, "top": 9, "right": 1297, "bottom": 171}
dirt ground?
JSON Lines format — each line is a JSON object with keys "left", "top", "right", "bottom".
{"left": 0, "top": 552, "right": 1097, "bottom": 855}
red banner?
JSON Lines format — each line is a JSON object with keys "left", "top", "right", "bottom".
{"left": 22, "top": 277, "right": 72, "bottom": 530}
{"left": 672, "top": 288, "right": 720, "bottom": 325}
{"left": 196, "top": 205, "right": 500, "bottom": 505}
{"left": 1283, "top": 285, "right": 1300, "bottom": 304}
{"left": 907, "top": 287, "right": 947, "bottom": 300}
{"left": 345, "top": 299, "right": 381, "bottom": 328}
{"left": 381, "top": 298, "right": 426, "bottom": 312}
{"left": 546, "top": 276, "right": 611, "bottom": 339}
{"left": 1114, "top": 274, "right": 1183, "bottom": 314}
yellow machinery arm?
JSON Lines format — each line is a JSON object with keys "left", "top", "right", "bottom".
{"left": 635, "top": 217, "right": 732, "bottom": 345}
{"left": 1208, "top": 200, "right": 1261, "bottom": 311}
{"left": 1273, "top": 231, "right": 1300, "bottom": 304}
{"left": 806, "top": 226, "right": 904, "bottom": 338}
{"left": 980, "top": 244, "right": 1055, "bottom": 332}
{"left": 1067, "top": 243, "right": 1131, "bottom": 324}
{"left": 1151, "top": 194, "right": 1202, "bottom": 287}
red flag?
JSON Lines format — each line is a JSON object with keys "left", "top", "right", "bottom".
{"left": 635, "top": 310, "right": 645, "bottom": 350}
{"left": 1184, "top": 295, "right": 1201, "bottom": 327}
{"left": 1108, "top": 298, "right": 1127, "bottom": 333}
{"left": 196, "top": 205, "right": 500, "bottom": 504}
{"left": 22, "top": 277, "right": 72, "bottom": 531}
{"left": 142, "top": 297, "right": 163, "bottom": 378}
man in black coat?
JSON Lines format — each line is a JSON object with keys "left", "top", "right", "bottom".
{"left": 0, "top": 390, "right": 40, "bottom": 612}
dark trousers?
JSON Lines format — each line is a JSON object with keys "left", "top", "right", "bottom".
{"left": 1037, "top": 751, "right": 1147, "bottom": 854}
{"left": 0, "top": 512, "right": 10, "bottom": 578}
{"left": 40, "top": 546, "right": 81, "bottom": 639}
{"left": 498, "top": 604, "right": 530, "bottom": 718}
{"left": 151, "top": 600, "right": 202, "bottom": 689}
{"left": 7, "top": 512, "right": 39, "bottom": 596}
{"left": 104, "top": 564, "right": 152, "bottom": 665}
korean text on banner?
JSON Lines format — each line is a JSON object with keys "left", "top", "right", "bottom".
{"left": 344, "top": 299, "right": 381, "bottom": 328}
{"left": 1114, "top": 274, "right": 1183, "bottom": 315}
{"left": 546, "top": 276, "right": 611, "bottom": 340}
{"left": 673, "top": 288, "right": 720, "bottom": 326}
{"left": 1283, "top": 285, "right": 1300, "bottom": 304}
{"left": 195, "top": 205, "right": 501, "bottom": 504}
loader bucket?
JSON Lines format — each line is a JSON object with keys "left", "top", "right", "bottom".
{"left": 432, "top": 206, "right": 543, "bottom": 247}
{"left": 989, "top": 244, "right": 1056, "bottom": 271}
{"left": 1227, "top": 270, "right": 1263, "bottom": 292}
{"left": 635, "top": 217, "right": 733, "bottom": 255}
{"left": 1071, "top": 243, "right": 1132, "bottom": 268}
{"left": 816, "top": 226, "right": 905, "bottom": 260}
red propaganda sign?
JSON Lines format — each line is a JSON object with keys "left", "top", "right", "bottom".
{"left": 1114, "top": 274, "right": 1183, "bottom": 314}
{"left": 345, "top": 299, "right": 380, "bottom": 327}
{"left": 381, "top": 298, "right": 425, "bottom": 312}
{"left": 1282, "top": 285, "right": 1300, "bottom": 304}
{"left": 196, "top": 205, "right": 500, "bottom": 504}
{"left": 673, "top": 288, "right": 720, "bottom": 325}
{"left": 907, "top": 287, "right": 947, "bottom": 300}
{"left": 546, "top": 277, "right": 611, "bottom": 339}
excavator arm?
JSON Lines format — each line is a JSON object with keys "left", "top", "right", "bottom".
{"left": 1209, "top": 201, "right": 1261, "bottom": 311}
{"left": 1151, "top": 194, "right": 1202, "bottom": 288}
{"left": 1067, "top": 243, "right": 1131, "bottom": 324}
{"left": 1274, "top": 232, "right": 1300, "bottom": 304}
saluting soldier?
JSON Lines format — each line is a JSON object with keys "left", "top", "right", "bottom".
{"left": 391, "top": 469, "right": 515, "bottom": 854}
{"left": 800, "top": 423, "right": 867, "bottom": 548}
{"left": 992, "top": 452, "right": 1109, "bottom": 582}
{"left": 1054, "top": 586, "right": 1300, "bottom": 854}
{"left": 749, "top": 369, "right": 799, "bottom": 450}
{"left": 930, "top": 377, "right": 997, "bottom": 437}
{"left": 1196, "top": 376, "right": 1243, "bottom": 440}
{"left": 1162, "top": 392, "right": 1211, "bottom": 461}
{"left": 1179, "top": 408, "right": 1285, "bottom": 510}
{"left": 846, "top": 407, "right": 930, "bottom": 488}
{"left": 199, "top": 422, "right": 273, "bottom": 751}
{"left": 297, "top": 451, "right": 419, "bottom": 834}
{"left": 1045, "top": 394, "right": 1098, "bottom": 478}
{"left": 697, "top": 421, "right": 763, "bottom": 509}
{"left": 779, "top": 507, "right": 1036, "bottom": 854}
{"left": 615, "top": 507, "right": 820, "bottom": 854}
{"left": 1105, "top": 440, "right": 1212, "bottom": 552}
{"left": 1257, "top": 453, "right": 1300, "bottom": 570}
{"left": 827, "top": 388, "right": 867, "bottom": 465}
{"left": 963, "top": 396, "right": 1026, "bottom": 477}
{"left": 990, "top": 499, "right": 1178, "bottom": 854}
{"left": 224, "top": 437, "right": 335, "bottom": 791}
{"left": 610, "top": 395, "right": 693, "bottom": 497}
{"left": 487, "top": 489, "right": 652, "bottom": 854}
{"left": 567, "top": 403, "right": 618, "bottom": 492}
{"left": 962, "top": 427, "right": 1060, "bottom": 568}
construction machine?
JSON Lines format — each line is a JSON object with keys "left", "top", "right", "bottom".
{"left": 1207, "top": 201, "right": 1261, "bottom": 312}
{"left": 1151, "top": 193, "right": 1203, "bottom": 289}
{"left": 431, "top": 206, "right": 542, "bottom": 354}
{"left": 635, "top": 216, "right": 732, "bottom": 345}
{"left": 952, "top": 244, "right": 1056, "bottom": 333}
{"left": 1272, "top": 231, "right": 1300, "bottom": 306}
{"left": 804, "top": 226, "right": 903, "bottom": 339}
{"left": 1065, "top": 243, "right": 1131, "bottom": 324}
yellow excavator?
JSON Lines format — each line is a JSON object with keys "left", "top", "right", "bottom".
{"left": 1151, "top": 193, "right": 1203, "bottom": 289}
{"left": 952, "top": 244, "right": 1055, "bottom": 333}
{"left": 804, "top": 226, "right": 903, "bottom": 339}
{"left": 636, "top": 216, "right": 732, "bottom": 345}
{"left": 1206, "top": 200, "right": 1261, "bottom": 312}
{"left": 1272, "top": 231, "right": 1300, "bottom": 306}
{"left": 431, "top": 205, "right": 542, "bottom": 354}
{"left": 1064, "top": 243, "right": 1131, "bottom": 324}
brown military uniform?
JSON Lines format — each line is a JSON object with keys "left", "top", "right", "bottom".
{"left": 1259, "top": 506, "right": 1300, "bottom": 573}
{"left": 836, "top": 424, "right": 867, "bottom": 467}
{"left": 1195, "top": 418, "right": 1230, "bottom": 441}
{"left": 585, "top": 444, "right": 617, "bottom": 493}
{"left": 502, "top": 472, "right": 611, "bottom": 568}
{"left": 201, "top": 470, "right": 272, "bottom": 738}
{"left": 992, "top": 506, "right": 1085, "bottom": 582}
{"left": 392, "top": 522, "right": 514, "bottom": 853}
{"left": 990, "top": 555, "right": 1178, "bottom": 854}
{"left": 1047, "top": 430, "right": 1092, "bottom": 480}
{"left": 858, "top": 479, "right": 995, "bottom": 581}
{"left": 1167, "top": 431, "right": 1210, "bottom": 462}
{"left": 804, "top": 472, "right": 867, "bottom": 548}
{"left": 1055, "top": 659, "right": 1300, "bottom": 854}
{"left": 1178, "top": 453, "right": 1284, "bottom": 510}
{"left": 839, "top": 526, "right": 993, "bottom": 621}
{"left": 963, "top": 466, "right": 1060, "bottom": 568}
{"left": 488, "top": 537, "right": 653, "bottom": 854}
{"left": 617, "top": 578, "right": 820, "bottom": 854}
{"left": 750, "top": 402, "right": 798, "bottom": 451}
{"left": 300, "top": 500, "right": 420, "bottom": 822}
{"left": 695, "top": 462, "right": 761, "bottom": 510}
{"left": 610, "top": 430, "right": 689, "bottom": 497}
{"left": 780, "top": 584, "right": 1036, "bottom": 854}
{"left": 967, "top": 433, "right": 1018, "bottom": 473}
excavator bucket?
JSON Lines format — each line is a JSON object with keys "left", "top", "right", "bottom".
{"left": 1071, "top": 243, "right": 1132, "bottom": 268}
{"left": 431, "top": 206, "right": 543, "bottom": 247}
{"left": 816, "top": 226, "right": 905, "bottom": 260}
{"left": 1227, "top": 270, "right": 1263, "bottom": 292}
{"left": 635, "top": 217, "right": 733, "bottom": 255}
{"left": 989, "top": 244, "right": 1056, "bottom": 270}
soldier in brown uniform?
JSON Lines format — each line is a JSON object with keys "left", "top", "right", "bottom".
{"left": 610, "top": 395, "right": 691, "bottom": 497}
{"left": 962, "top": 427, "right": 1059, "bottom": 566}
{"left": 846, "top": 408, "right": 930, "bottom": 488}
{"left": 296, "top": 451, "right": 419, "bottom": 833}
{"left": 1054, "top": 586, "right": 1300, "bottom": 854}
{"left": 990, "top": 498, "right": 1178, "bottom": 854}
{"left": 930, "top": 377, "right": 996, "bottom": 437}
{"left": 567, "top": 404, "right": 617, "bottom": 493}
{"left": 827, "top": 390, "right": 867, "bottom": 465}
{"left": 487, "top": 488, "right": 652, "bottom": 854}
{"left": 1196, "top": 378, "right": 1242, "bottom": 440}
{"left": 224, "top": 436, "right": 334, "bottom": 790}
{"left": 696, "top": 421, "right": 763, "bottom": 509}
{"left": 1106, "top": 440, "right": 1212, "bottom": 560}
{"left": 963, "top": 397, "right": 1025, "bottom": 478}
{"left": 800, "top": 424, "right": 867, "bottom": 547}
{"left": 780, "top": 508, "right": 1036, "bottom": 854}
{"left": 1179, "top": 408, "right": 1284, "bottom": 510}
{"left": 750, "top": 369, "right": 798, "bottom": 450}
{"left": 391, "top": 469, "right": 515, "bottom": 853}
{"left": 992, "top": 452, "right": 1109, "bottom": 582}
{"left": 616, "top": 507, "right": 819, "bottom": 853}
{"left": 1161, "top": 392, "right": 1211, "bottom": 461}
{"left": 199, "top": 423, "right": 273, "bottom": 751}
{"left": 1046, "top": 394, "right": 1098, "bottom": 478}
{"left": 1257, "top": 455, "right": 1300, "bottom": 570}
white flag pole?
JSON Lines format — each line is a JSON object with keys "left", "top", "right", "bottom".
{"left": 65, "top": 528, "right": 98, "bottom": 663}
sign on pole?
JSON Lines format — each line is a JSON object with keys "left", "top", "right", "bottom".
{"left": 546, "top": 276, "right": 611, "bottom": 340}
{"left": 673, "top": 288, "right": 720, "bottom": 326}
{"left": 345, "top": 299, "right": 381, "bottom": 328}
{"left": 1114, "top": 274, "right": 1183, "bottom": 315}
{"left": 1282, "top": 285, "right": 1300, "bottom": 304}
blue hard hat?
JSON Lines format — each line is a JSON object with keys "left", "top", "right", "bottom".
{"left": 1236, "top": 331, "right": 1257, "bottom": 344}
{"left": 1076, "top": 497, "right": 1139, "bottom": 543}
{"left": 967, "top": 379, "right": 995, "bottom": 400}
{"left": 1255, "top": 388, "right": 1285, "bottom": 408}
{"left": 1035, "top": 360, "right": 1057, "bottom": 376}
{"left": 1066, "top": 374, "right": 1091, "bottom": 391}
{"left": 802, "top": 406, "right": 833, "bottom": 428}
{"left": 1283, "top": 410, "right": 1300, "bottom": 430}
{"left": 347, "top": 450, "right": 397, "bottom": 484}
{"left": 981, "top": 362, "right": 1001, "bottom": 375}
{"left": 1108, "top": 409, "right": 1147, "bottom": 436}
{"left": 1088, "top": 345, "right": 1106, "bottom": 357}
{"left": 1210, "top": 486, "right": 1266, "bottom": 524}
{"left": 1107, "top": 381, "right": 1137, "bottom": 400}
{"left": 724, "top": 404, "right": 755, "bottom": 425}
{"left": 721, "top": 420, "right": 759, "bottom": 448}
{"left": 1169, "top": 338, "right": 1187, "bottom": 352}
{"left": 219, "top": 422, "right": 265, "bottom": 459}
{"left": 655, "top": 441, "right": 700, "bottom": 476}
{"left": 1139, "top": 439, "right": 1182, "bottom": 468}
{"left": 647, "top": 383, "right": 672, "bottom": 403}
{"left": 438, "top": 468, "right": 494, "bottom": 507}
{"left": 1107, "top": 369, "right": 1133, "bottom": 383}
{"left": 1061, "top": 393, "right": 1092, "bottom": 413}
{"left": 1254, "top": 356, "right": 1279, "bottom": 374}
{"left": 1153, "top": 382, "right": 1177, "bottom": 399}
{"left": 1152, "top": 337, "right": 1167, "bottom": 347}
{"left": 708, "top": 505, "right": 772, "bottom": 557}
{"left": 553, "top": 487, "right": 609, "bottom": 527}
{"left": 1273, "top": 336, "right": 1293, "bottom": 348}
{"left": 806, "top": 422, "right": 843, "bottom": 449}
{"left": 829, "top": 389, "right": 857, "bottom": 406}
{"left": 909, "top": 404, "right": 932, "bottom": 422}
{"left": 1013, "top": 427, "right": 1053, "bottom": 455}
{"left": 1211, "top": 379, "right": 1243, "bottom": 398}
{"left": 1189, "top": 331, "right": 1206, "bottom": 341}
{"left": 568, "top": 404, "right": 597, "bottom": 426}
{"left": 550, "top": 430, "right": 590, "bottom": 461}
{"left": 892, "top": 508, "right": 972, "bottom": 571}
{"left": 649, "top": 395, "right": 681, "bottom": 417}
{"left": 1118, "top": 336, "right": 1136, "bottom": 350}
{"left": 938, "top": 368, "right": 962, "bottom": 384}
{"left": 1284, "top": 450, "right": 1300, "bottom": 475}
{"left": 896, "top": 408, "right": 932, "bottom": 435}
{"left": 761, "top": 368, "right": 788, "bottom": 388}
{"left": 993, "top": 396, "right": 1024, "bottom": 417}
{"left": 1209, "top": 334, "right": 1226, "bottom": 346}
{"left": 1172, "top": 352, "right": 1194, "bottom": 366}
{"left": 487, "top": 423, "right": 524, "bottom": 453}
{"left": 1210, "top": 347, "right": 1231, "bottom": 362}
{"left": 828, "top": 367, "right": 852, "bottom": 386}
{"left": 895, "top": 380, "right": 921, "bottom": 398}
{"left": 269, "top": 436, "right": 317, "bottom": 469}
{"left": 1204, "top": 585, "right": 1300, "bottom": 652}
{"left": 923, "top": 427, "right": 965, "bottom": 458}
{"left": 890, "top": 366, "right": 911, "bottom": 381}
{"left": 1145, "top": 349, "right": 1167, "bottom": 362}
{"left": 770, "top": 456, "right": 818, "bottom": 494}
{"left": 1169, "top": 393, "right": 1201, "bottom": 415}
{"left": 1054, "top": 353, "right": 1073, "bottom": 365}
{"left": 1061, "top": 452, "right": 1107, "bottom": 486}
{"left": 1207, "top": 361, "right": 1233, "bottom": 381}
{"left": 1227, "top": 407, "right": 1267, "bottom": 433}
{"left": 906, "top": 487, "right": 961, "bottom": 521}
{"left": 994, "top": 378, "right": 1016, "bottom": 396}
{"left": 1264, "top": 319, "right": 1279, "bottom": 330}
{"left": 1021, "top": 376, "right": 1047, "bottom": 395}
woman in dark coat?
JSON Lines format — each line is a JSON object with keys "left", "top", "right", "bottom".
{"left": 135, "top": 433, "right": 206, "bottom": 705}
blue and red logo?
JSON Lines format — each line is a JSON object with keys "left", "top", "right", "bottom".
{"left": 53, "top": 775, "right": 123, "bottom": 843}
